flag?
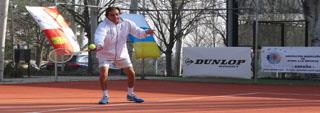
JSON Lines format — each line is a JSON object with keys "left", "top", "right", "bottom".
{"left": 26, "top": 6, "right": 80, "bottom": 52}
{"left": 121, "top": 14, "right": 160, "bottom": 59}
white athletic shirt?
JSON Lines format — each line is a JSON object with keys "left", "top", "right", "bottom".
{"left": 94, "top": 18, "right": 147, "bottom": 60}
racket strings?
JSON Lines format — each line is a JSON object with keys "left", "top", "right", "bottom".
{"left": 49, "top": 48, "right": 74, "bottom": 63}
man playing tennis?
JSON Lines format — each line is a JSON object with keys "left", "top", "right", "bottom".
{"left": 94, "top": 7, "right": 154, "bottom": 104}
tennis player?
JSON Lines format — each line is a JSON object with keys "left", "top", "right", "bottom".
{"left": 94, "top": 7, "right": 154, "bottom": 104}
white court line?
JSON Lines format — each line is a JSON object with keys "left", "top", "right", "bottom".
{"left": 16, "top": 91, "right": 320, "bottom": 113}
{"left": 0, "top": 105, "right": 95, "bottom": 109}
{"left": 253, "top": 92, "right": 320, "bottom": 102}
{"left": 4, "top": 91, "right": 316, "bottom": 110}
{"left": 23, "top": 92, "right": 259, "bottom": 113}
{"left": 256, "top": 92, "right": 320, "bottom": 97}
{"left": 24, "top": 103, "right": 133, "bottom": 113}
{"left": 154, "top": 92, "right": 260, "bottom": 102}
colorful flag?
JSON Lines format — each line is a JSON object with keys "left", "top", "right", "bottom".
{"left": 121, "top": 14, "right": 160, "bottom": 59}
{"left": 26, "top": 6, "right": 80, "bottom": 52}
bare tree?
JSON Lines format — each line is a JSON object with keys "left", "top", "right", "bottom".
{"left": 184, "top": 0, "right": 226, "bottom": 48}
{"left": 143, "top": 0, "right": 213, "bottom": 76}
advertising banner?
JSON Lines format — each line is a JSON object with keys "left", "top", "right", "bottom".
{"left": 183, "top": 47, "right": 252, "bottom": 79}
{"left": 261, "top": 47, "right": 320, "bottom": 73}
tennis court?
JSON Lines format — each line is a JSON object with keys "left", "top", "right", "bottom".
{"left": 1, "top": 78, "right": 320, "bottom": 113}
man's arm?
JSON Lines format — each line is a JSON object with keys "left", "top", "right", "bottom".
{"left": 94, "top": 21, "right": 107, "bottom": 50}
{"left": 127, "top": 20, "right": 154, "bottom": 38}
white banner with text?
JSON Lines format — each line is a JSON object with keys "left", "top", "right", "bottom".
{"left": 182, "top": 47, "right": 252, "bottom": 79}
{"left": 261, "top": 47, "right": 320, "bottom": 73}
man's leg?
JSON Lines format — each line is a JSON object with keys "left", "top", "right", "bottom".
{"left": 99, "top": 66, "right": 110, "bottom": 104}
{"left": 122, "top": 67, "right": 135, "bottom": 88}
{"left": 123, "top": 67, "right": 144, "bottom": 103}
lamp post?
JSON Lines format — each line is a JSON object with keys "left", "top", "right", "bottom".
{"left": 175, "top": 0, "right": 183, "bottom": 76}
{"left": 0, "top": 0, "right": 10, "bottom": 81}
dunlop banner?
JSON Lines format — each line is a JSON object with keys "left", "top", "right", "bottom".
{"left": 183, "top": 47, "right": 252, "bottom": 79}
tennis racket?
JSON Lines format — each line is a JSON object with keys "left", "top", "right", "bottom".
{"left": 48, "top": 45, "right": 95, "bottom": 64}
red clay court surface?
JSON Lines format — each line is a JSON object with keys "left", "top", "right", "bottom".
{"left": 1, "top": 80, "right": 320, "bottom": 113}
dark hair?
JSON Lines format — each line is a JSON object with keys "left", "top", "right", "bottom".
{"left": 105, "top": 7, "right": 121, "bottom": 17}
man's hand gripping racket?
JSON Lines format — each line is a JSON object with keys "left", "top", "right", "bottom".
{"left": 48, "top": 44, "right": 97, "bottom": 63}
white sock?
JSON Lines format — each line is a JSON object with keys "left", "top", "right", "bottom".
{"left": 103, "top": 90, "right": 109, "bottom": 97}
{"left": 128, "top": 88, "right": 134, "bottom": 96}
